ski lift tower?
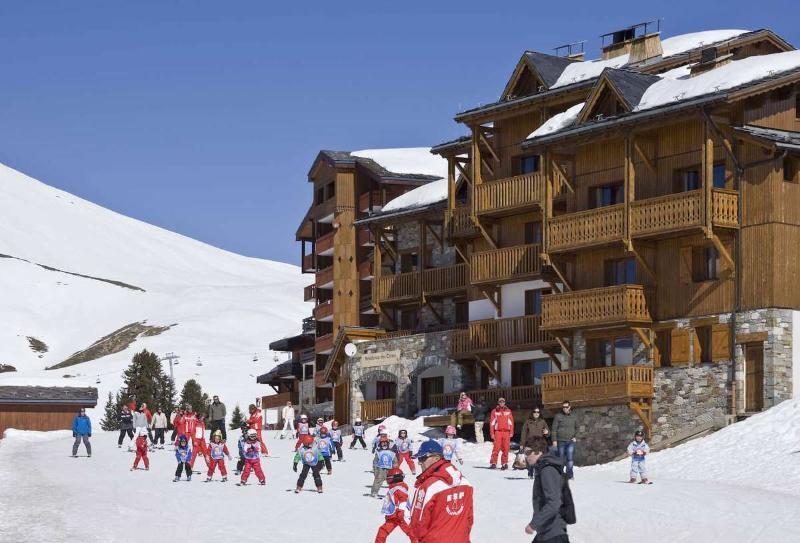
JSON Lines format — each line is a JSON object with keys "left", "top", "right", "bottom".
{"left": 163, "top": 352, "right": 180, "bottom": 380}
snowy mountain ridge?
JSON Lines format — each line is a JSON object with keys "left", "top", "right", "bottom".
{"left": 0, "top": 161, "right": 311, "bottom": 414}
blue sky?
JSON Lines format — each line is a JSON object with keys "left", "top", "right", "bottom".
{"left": 1, "top": 1, "right": 797, "bottom": 264}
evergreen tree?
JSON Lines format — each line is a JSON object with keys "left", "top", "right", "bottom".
{"left": 156, "top": 371, "right": 177, "bottom": 416}
{"left": 179, "top": 379, "right": 210, "bottom": 415}
{"left": 100, "top": 391, "right": 120, "bottom": 431}
{"left": 229, "top": 404, "right": 245, "bottom": 429}
{"left": 121, "top": 349, "right": 163, "bottom": 409}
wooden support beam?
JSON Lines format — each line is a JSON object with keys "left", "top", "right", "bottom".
{"left": 702, "top": 120, "right": 714, "bottom": 236}
{"left": 455, "top": 160, "right": 472, "bottom": 187}
{"left": 453, "top": 243, "right": 469, "bottom": 265}
{"left": 471, "top": 128, "right": 482, "bottom": 187}
{"left": 633, "top": 140, "right": 657, "bottom": 176}
{"left": 479, "top": 286, "right": 501, "bottom": 313}
{"left": 632, "top": 327, "right": 652, "bottom": 350}
{"left": 479, "top": 130, "right": 500, "bottom": 163}
{"left": 629, "top": 401, "right": 652, "bottom": 438}
{"left": 478, "top": 356, "right": 500, "bottom": 381}
{"left": 703, "top": 109, "right": 741, "bottom": 171}
{"left": 447, "top": 158, "right": 457, "bottom": 214}
{"left": 710, "top": 233, "right": 735, "bottom": 270}
{"left": 427, "top": 223, "right": 443, "bottom": 250}
{"left": 546, "top": 281, "right": 562, "bottom": 294}
{"left": 623, "top": 137, "right": 635, "bottom": 247}
{"left": 542, "top": 149, "right": 552, "bottom": 255}
{"left": 426, "top": 300, "right": 444, "bottom": 324}
{"left": 481, "top": 157, "right": 495, "bottom": 176}
{"left": 627, "top": 244, "right": 657, "bottom": 285}
{"left": 548, "top": 259, "right": 572, "bottom": 291}
{"left": 554, "top": 337, "right": 571, "bottom": 370}
{"left": 545, "top": 351, "right": 563, "bottom": 371}
{"left": 378, "top": 305, "right": 396, "bottom": 328}
{"left": 474, "top": 217, "right": 498, "bottom": 249}
{"left": 551, "top": 160, "right": 574, "bottom": 193}
{"left": 380, "top": 232, "right": 397, "bottom": 261}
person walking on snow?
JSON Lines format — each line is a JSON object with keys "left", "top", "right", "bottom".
{"left": 409, "top": 441, "right": 474, "bottom": 543}
{"left": 316, "top": 426, "right": 335, "bottom": 475}
{"left": 351, "top": 417, "right": 367, "bottom": 450}
{"left": 314, "top": 417, "right": 326, "bottom": 436}
{"left": 371, "top": 425, "right": 391, "bottom": 453}
{"left": 247, "top": 404, "right": 269, "bottom": 456}
{"left": 71, "top": 408, "right": 92, "bottom": 458}
{"left": 520, "top": 408, "right": 549, "bottom": 479}
{"left": 281, "top": 401, "right": 296, "bottom": 439}
{"left": 371, "top": 435, "right": 398, "bottom": 498}
{"left": 239, "top": 429, "right": 266, "bottom": 485}
{"left": 524, "top": 440, "right": 570, "bottom": 542}
{"left": 330, "top": 420, "right": 344, "bottom": 461}
{"left": 169, "top": 407, "right": 183, "bottom": 442}
{"left": 551, "top": 400, "right": 577, "bottom": 480}
{"left": 206, "top": 430, "right": 232, "bottom": 482}
{"left": 182, "top": 406, "right": 198, "bottom": 442}
{"left": 150, "top": 407, "right": 168, "bottom": 449}
{"left": 456, "top": 392, "right": 474, "bottom": 430}
{"left": 131, "top": 428, "right": 150, "bottom": 471}
{"left": 117, "top": 405, "right": 134, "bottom": 448}
{"left": 189, "top": 412, "right": 210, "bottom": 471}
{"left": 208, "top": 395, "right": 227, "bottom": 440}
{"left": 235, "top": 421, "right": 249, "bottom": 475}
{"left": 140, "top": 402, "right": 154, "bottom": 442}
{"left": 293, "top": 434, "right": 324, "bottom": 493}
{"left": 627, "top": 430, "right": 650, "bottom": 484}
{"left": 438, "top": 426, "right": 464, "bottom": 465}
{"left": 173, "top": 434, "right": 193, "bottom": 482}
{"left": 374, "top": 468, "right": 418, "bottom": 543}
{"left": 393, "top": 429, "right": 415, "bottom": 475}
{"left": 489, "top": 398, "right": 514, "bottom": 470}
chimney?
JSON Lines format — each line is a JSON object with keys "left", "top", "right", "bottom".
{"left": 690, "top": 47, "right": 733, "bottom": 77}
{"left": 567, "top": 52, "right": 585, "bottom": 62}
{"left": 601, "top": 20, "right": 662, "bottom": 60}
{"left": 629, "top": 32, "right": 663, "bottom": 64}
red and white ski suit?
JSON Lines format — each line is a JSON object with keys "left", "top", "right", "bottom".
{"left": 393, "top": 438, "right": 416, "bottom": 473}
{"left": 240, "top": 439, "right": 265, "bottom": 484}
{"left": 248, "top": 409, "right": 269, "bottom": 456}
{"left": 410, "top": 459, "right": 473, "bottom": 543}
{"left": 133, "top": 435, "right": 149, "bottom": 469}
{"left": 375, "top": 481, "right": 417, "bottom": 543}
{"left": 488, "top": 405, "right": 514, "bottom": 466}
{"left": 189, "top": 420, "right": 209, "bottom": 469}
{"left": 207, "top": 441, "right": 230, "bottom": 477}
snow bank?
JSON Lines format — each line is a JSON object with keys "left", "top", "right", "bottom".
{"left": 381, "top": 178, "right": 447, "bottom": 213}
{"left": 351, "top": 148, "right": 447, "bottom": 179}
{"left": 589, "top": 399, "right": 800, "bottom": 496}
{"left": 363, "top": 415, "right": 432, "bottom": 443}
{"left": 528, "top": 102, "right": 585, "bottom": 138}
{"left": 552, "top": 55, "right": 630, "bottom": 89}
{"left": 1, "top": 429, "right": 72, "bottom": 442}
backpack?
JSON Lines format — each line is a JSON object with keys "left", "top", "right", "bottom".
{"left": 546, "top": 465, "right": 576, "bottom": 525}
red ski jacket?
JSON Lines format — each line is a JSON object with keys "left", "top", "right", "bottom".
{"left": 135, "top": 435, "right": 148, "bottom": 453}
{"left": 248, "top": 410, "right": 263, "bottom": 431}
{"left": 183, "top": 413, "right": 197, "bottom": 438}
{"left": 489, "top": 406, "right": 514, "bottom": 436}
{"left": 410, "top": 459, "right": 474, "bottom": 543}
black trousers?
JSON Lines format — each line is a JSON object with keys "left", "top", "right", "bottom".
{"left": 153, "top": 428, "right": 165, "bottom": 445}
{"left": 533, "top": 534, "right": 570, "bottom": 543}
{"left": 170, "top": 428, "right": 177, "bottom": 442}
{"left": 322, "top": 456, "right": 332, "bottom": 472}
{"left": 175, "top": 462, "right": 191, "bottom": 478}
{"left": 350, "top": 436, "right": 366, "bottom": 449}
{"left": 236, "top": 456, "right": 245, "bottom": 473}
{"left": 210, "top": 419, "right": 227, "bottom": 440}
{"left": 297, "top": 463, "right": 323, "bottom": 488}
{"left": 118, "top": 429, "right": 134, "bottom": 445}
{"left": 333, "top": 442, "right": 343, "bottom": 460}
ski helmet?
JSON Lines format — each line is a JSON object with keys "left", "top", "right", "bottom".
{"left": 387, "top": 468, "right": 404, "bottom": 483}
{"left": 301, "top": 434, "right": 314, "bottom": 446}
{"left": 320, "top": 426, "right": 329, "bottom": 434}
{"left": 300, "top": 414, "right": 308, "bottom": 420}
{"left": 355, "top": 417, "right": 362, "bottom": 423}
{"left": 178, "top": 434, "right": 188, "bottom": 444}
{"left": 240, "top": 421, "right": 249, "bottom": 432}
{"left": 246, "top": 429, "right": 257, "bottom": 439}
{"left": 331, "top": 420, "right": 338, "bottom": 429}
{"left": 445, "top": 425, "right": 457, "bottom": 436}
{"left": 634, "top": 430, "right": 645, "bottom": 438}
{"left": 212, "top": 430, "right": 223, "bottom": 441}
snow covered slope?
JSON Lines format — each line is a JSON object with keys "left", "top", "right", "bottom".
{"left": 0, "top": 162, "right": 311, "bottom": 416}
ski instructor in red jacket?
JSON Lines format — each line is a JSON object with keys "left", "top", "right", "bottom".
{"left": 489, "top": 397, "right": 514, "bottom": 470}
{"left": 409, "top": 440, "right": 474, "bottom": 543}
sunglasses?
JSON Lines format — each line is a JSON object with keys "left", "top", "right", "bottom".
{"left": 417, "top": 455, "right": 430, "bottom": 463}
{"left": 533, "top": 411, "right": 540, "bottom": 414}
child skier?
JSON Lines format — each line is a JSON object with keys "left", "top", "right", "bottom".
{"left": 370, "top": 435, "right": 397, "bottom": 498}
{"left": 627, "top": 430, "right": 650, "bottom": 484}
{"left": 371, "top": 425, "right": 389, "bottom": 453}
{"left": 350, "top": 417, "right": 367, "bottom": 450}
{"left": 438, "top": 426, "right": 464, "bottom": 465}
{"left": 235, "top": 421, "right": 249, "bottom": 476}
{"left": 293, "top": 435, "right": 324, "bottom": 493}
{"left": 392, "top": 429, "right": 415, "bottom": 475}
{"left": 247, "top": 403, "right": 269, "bottom": 456}
{"left": 131, "top": 428, "right": 150, "bottom": 471}
{"left": 316, "top": 426, "right": 335, "bottom": 475}
{"left": 189, "top": 412, "right": 209, "bottom": 471}
{"left": 206, "top": 430, "right": 232, "bottom": 482}
{"left": 295, "top": 414, "right": 310, "bottom": 450}
{"left": 174, "top": 434, "right": 193, "bottom": 482}
{"left": 374, "top": 468, "right": 417, "bottom": 543}
{"left": 330, "top": 420, "right": 344, "bottom": 461}
{"left": 239, "top": 429, "right": 266, "bottom": 486}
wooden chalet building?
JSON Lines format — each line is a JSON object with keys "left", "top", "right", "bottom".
{"left": 0, "top": 386, "right": 98, "bottom": 437}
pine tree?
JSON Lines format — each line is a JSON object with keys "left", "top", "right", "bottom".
{"left": 229, "top": 404, "right": 244, "bottom": 429}
{"left": 179, "top": 379, "right": 210, "bottom": 415}
{"left": 156, "top": 371, "right": 177, "bottom": 416}
{"left": 121, "top": 349, "right": 163, "bottom": 409}
{"left": 100, "top": 391, "right": 120, "bottom": 431}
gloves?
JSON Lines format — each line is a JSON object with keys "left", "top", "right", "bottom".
{"left": 458, "top": 458, "right": 464, "bottom": 465}
{"left": 88, "top": 434, "right": 92, "bottom": 438}
{"left": 73, "top": 432, "right": 76, "bottom": 438}
{"left": 293, "top": 463, "right": 298, "bottom": 472}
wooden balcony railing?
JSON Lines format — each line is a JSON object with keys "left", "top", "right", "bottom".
{"left": 429, "top": 384, "right": 542, "bottom": 410}
{"left": 542, "top": 366, "right": 654, "bottom": 408}
{"left": 314, "top": 370, "right": 328, "bottom": 387}
{"left": 376, "top": 270, "right": 420, "bottom": 302}
{"left": 302, "top": 254, "right": 315, "bottom": 273}
{"left": 312, "top": 198, "right": 336, "bottom": 222}
{"left": 316, "top": 266, "right": 333, "bottom": 289}
{"left": 304, "top": 284, "right": 316, "bottom": 302}
{"left": 261, "top": 391, "right": 298, "bottom": 410}
{"left": 446, "top": 205, "right": 480, "bottom": 238}
{"left": 375, "top": 265, "right": 467, "bottom": 304}
{"left": 712, "top": 189, "right": 739, "bottom": 227}
{"left": 361, "top": 399, "right": 396, "bottom": 420}
{"left": 450, "top": 315, "right": 555, "bottom": 357}
{"left": 316, "top": 231, "right": 335, "bottom": 255}
{"left": 541, "top": 284, "right": 652, "bottom": 330}
{"left": 422, "top": 263, "right": 468, "bottom": 295}
{"left": 315, "top": 333, "right": 334, "bottom": 353}
{"left": 630, "top": 189, "right": 739, "bottom": 238}
{"left": 471, "top": 244, "right": 542, "bottom": 285}
{"left": 359, "top": 190, "right": 384, "bottom": 212}
{"left": 313, "top": 300, "right": 333, "bottom": 321}
{"left": 548, "top": 204, "right": 624, "bottom": 252}
{"left": 474, "top": 173, "right": 545, "bottom": 216}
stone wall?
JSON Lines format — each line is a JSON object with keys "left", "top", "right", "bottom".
{"left": 395, "top": 223, "right": 455, "bottom": 271}
{"left": 570, "top": 405, "right": 642, "bottom": 465}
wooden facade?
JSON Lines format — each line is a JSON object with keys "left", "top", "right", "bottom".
{"left": 0, "top": 386, "right": 98, "bottom": 437}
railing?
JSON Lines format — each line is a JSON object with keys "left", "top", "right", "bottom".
{"left": 315, "top": 231, "right": 335, "bottom": 255}
{"left": 542, "top": 366, "right": 654, "bottom": 407}
{"left": 304, "top": 284, "right": 316, "bottom": 302}
{"left": 316, "top": 266, "right": 333, "bottom": 288}
{"left": 429, "top": 384, "right": 542, "bottom": 409}
{"left": 474, "top": 173, "right": 545, "bottom": 216}
{"left": 450, "top": 315, "right": 555, "bottom": 357}
{"left": 630, "top": 189, "right": 739, "bottom": 238}
{"left": 541, "top": 284, "right": 652, "bottom": 330}
{"left": 548, "top": 204, "right": 624, "bottom": 252}
{"left": 422, "top": 263, "right": 468, "bottom": 295}
{"left": 359, "top": 190, "right": 383, "bottom": 212}
{"left": 382, "top": 323, "right": 468, "bottom": 339}
{"left": 261, "top": 391, "right": 298, "bottom": 410}
{"left": 302, "top": 254, "right": 315, "bottom": 273}
{"left": 376, "top": 265, "right": 467, "bottom": 303}
{"left": 712, "top": 189, "right": 739, "bottom": 227}
{"left": 361, "top": 399, "right": 396, "bottom": 421}
{"left": 313, "top": 300, "right": 333, "bottom": 321}
{"left": 312, "top": 198, "right": 336, "bottom": 222}
{"left": 447, "top": 205, "right": 479, "bottom": 238}
{"left": 471, "top": 244, "right": 542, "bottom": 285}
{"left": 315, "top": 333, "right": 334, "bottom": 353}
{"left": 376, "top": 270, "right": 420, "bottom": 302}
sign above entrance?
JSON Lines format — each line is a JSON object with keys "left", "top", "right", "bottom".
{"left": 360, "top": 350, "right": 402, "bottom": 368}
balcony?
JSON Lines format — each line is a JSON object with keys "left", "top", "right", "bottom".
{"left": 361, "top": 399, "right": 396, "bottom": 421}
{"left": 542, "top": 366, "right": 654, "bottom": 409}
{"left": 357, "top": 228, "right": 374, "bottom": 247}
{"left": 314, "top": 370, "right": 329, "bottom": 388}
{"left": 548, "top": 204, "right": 625, "bottom": 253}
{"left": 358, "top": 259, "right": 374, "bottom": 280}
{"left": 450, "top": 315, "right": 556, "bottom": 357}
{"left": 316, "top": 266, "right": 333, "bottom": 289}
{"left": 541, "top": 284, "right": 653, "bottom": 331}
{"left": 471, "top": 244, "right": 542, "bottom": 285}
{"left": 359, "top": 190, "right": 384, "bottom": 213}
{"left": 474, "top": 173, "right": 545, "bottom": 216}
{"left": 313, "top": 198, "right": 336, "bottom": 224}
{"left": 446, "top": 205, "right": 480, "bottom": 238}
{"left": 303, "top": 284, "right": 316, "bottom": 302}
{"left": 315, "top": 333, "right": 334, "bottom": 354}
{"left": 316, "top": 231, "right": 335, "bottom": 256}
{"left": 423, "top": 263, "right": 468, "bottom": 296}
{"left": 261, "top": 391, "right": 299, "bottom": 410}
{"left": 428, "top": 384, "right": 541, "bottom": 410}
{"left": 631, "top": 189, "right": 739, "bottom": 238}
{"left": 375, "top": 264, "right": 468, "bottom": 304}
{"left": 302, "top": 254, "right": 315, "bottom": 273}
{"left": 313, "top": 300, "right": 333, "bottom": 322}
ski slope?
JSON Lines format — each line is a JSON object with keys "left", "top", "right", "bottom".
{"left": 0, "top": 161, "right": 311, "bottom": 413}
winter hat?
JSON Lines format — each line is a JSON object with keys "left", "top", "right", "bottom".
{"left": 413, "top": 440, "right": 443, "bottom": 459}
{"left": 301, "top": 435, "right": 314, "bottom": 446}
{"left": 246, "top": 429, "right": 257, "bottom": 439}
{"left": 387, "top": 468, "right": 404, "bottom": 483}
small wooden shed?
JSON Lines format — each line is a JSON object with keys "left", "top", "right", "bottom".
{"left": 0, "top": 386, "right": 98, "bottom": 437}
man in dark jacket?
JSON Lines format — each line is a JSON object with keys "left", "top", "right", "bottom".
{"left": 118, "top": 405, "right": 134, "bottom": 448}
{"left": 524, "top": 440, "right": 569, "bottom": 543}
{"left": 208, "top": 395, "right": 227, "bottom": 440}
{"left": 71, "top": 408, "right": 92, "bottom": 457}
{"left": 550, "top": 401, "right": 577, "bottom": 479}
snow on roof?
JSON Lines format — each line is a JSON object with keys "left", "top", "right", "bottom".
{"left": 528, "top": 102, "right": 585, "bottom": 138}
{"left": 351, "top": 148, "right": 447, "bottom": 179}
{"left": 550, "top": 29, "right": 750, "bottom": 89}
{"left": 381, "top": 178, "right": 448, "bottom": 213}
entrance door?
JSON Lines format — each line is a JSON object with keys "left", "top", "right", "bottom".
{"left": 420, "top": 376, "right": 444, "bottom": 409}
{"left": 744, "top": 343, "right": 764, "bottom": 412}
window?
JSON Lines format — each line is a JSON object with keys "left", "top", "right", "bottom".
{"left": 589, "top": 183, "right": 624, "bottom": 208}
{"left": 315, "top": 187, "right": 325, "bottom": 205}
{"left": 524, "top": 289, "right": 551, "bottom": 316}
{"left": 455, "top": 301, "right": 468, "bottom": 324}
{"left": 587, "top": 336, "right": 633, "bottom": 368}
{"left": 400, "top": 252, "right": 418, "bottom": 273}
{"left": 683, "top": 169, "right": 701, "bottom": 191}
{"left": 524, "top": 221, "right": 543, "bottom": 245}
{"left": 692, "top": 246, "right": 720, "bottom": 282}
{"left": 375, "top": 381, "right": 397, "bottom": 400}
{"left": 604, "top": 257, "right": 636, "bottom": 286}
{"left": 511, "top": 359, "right": 551, "bottom": 386}
{"left": 655, "top": 330, "right": 672, "bottom": 367}
{"left": 695, "top": 326, "right": 712, "bottom": 364}
{"left": 713, "top": 164, "right": 726, "bottom": 189}
{"left": 325, "top": 182, "right": 336, "bottom": 200}
{"left": 399, "top": 309, "right": 418, "bottom": 331}
{"left": 520, "top": 155, "right": 540, "bottom": 174}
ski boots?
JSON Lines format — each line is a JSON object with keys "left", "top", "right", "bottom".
{"left": 316, "top": 487, "right": 323, "bottom": 493}
{"left": 205, "top": 477, "right": 212, "bottom": 482}
{"left": 294, "top": 486, "right": 302, "bottom": 493}
{"left": 259, "top": 480, "right": 266, "bottom": 485}
{"left": 221, "top": 477, "right": 227, "bottom": 482}
{"left": 489, "top": 464, "right": 497, "bottom": 469}
{"left": 173, "top": 476, "right": 180, "bottom": 482}
{"left": 501, "top": 464, "right": 509, "bottom": 471}
{"left": 629, "top": 478, "right": 637, "bottom": 483}
{"left": 187, "top": 475, "right": 192, "bottom": 482}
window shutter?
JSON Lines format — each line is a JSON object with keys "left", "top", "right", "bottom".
{"left": 711, "top": 324, "right": 731, "bottom": 361}
{"left": 671, "top": 328, "right": 691, "bottom": 365}
{"left": 692, "top": 329, "right": 702, "bottom": 364}
{"left": 679, "top": 247, "right": 692, "bottom": 283}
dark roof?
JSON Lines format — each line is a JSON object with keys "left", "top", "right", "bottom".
{"left": 430, "top": 135, "right": 471, "bottom": 155}
{"left": 524, "top": 51, "right": 579, "bottom": 89}
{"left": 0, "top": 386, "right": 98, "bottom": 406}
{"left": 603, "top": 69, "right": 661, "bottom": 109}
{"left": 354, "top": 200, "right": 447, "bottom": 226}
{"left": 268, "top": 333, "right": 315, "bottom": 352}
{"left": 314, "top": 150, "right": 442, "bottom": 183}
{"left": 256, "top": 361, "right": 301, "bottom": 385}
{"left": 733, "top": 125, "right": 800, "bottom": 152}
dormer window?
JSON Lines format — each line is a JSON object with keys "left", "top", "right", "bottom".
{"left": 515, "top": 155, "right": 540, "bottom": 175}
